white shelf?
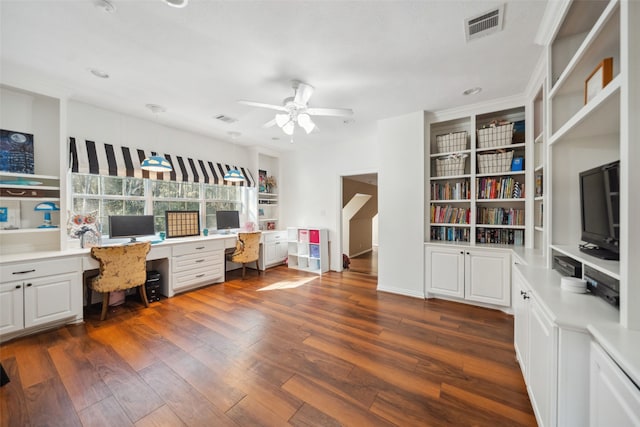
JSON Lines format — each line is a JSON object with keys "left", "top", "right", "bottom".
{"left": 431, "top": 199, "right": 471, "bottom": 204}
{"left": 430, "top": 149, "right": 472, "bottom": 158}
{"left": 476, "top": 171, "right": 526, "bottom": 178}
{"left": 0, "top": 227, "right": 60, "bottom": 235}
{"left": 550, "top": 244, "right": 620, "bottom": 280}
{"left": 430, "top": 223, "right": 470, "bottom": 227}
{"left": 535, "top": 196, "right": 544, "bottom": 201}
{"left": 431, "top": 174, "right": 471, "bottom": 181}
{"left": 476, "top": 198, "right": 526, "bottom": 203}
{"left": 258, "top": 218, "right": 278, "bottom": 222}
{"left": 535, "top": 226, "right": 544, "bottom": 232}
{"left": 535, "top": 164, "right": 544, "bottom": 173}
{"left": 476, "top": 142, "right": 526, "bottom": 153}
{"left": 477, "top": 224, "right": 526, "bottom": 229}
{"left": 0, "top": 172, "right": 59, "bottom": 181}
{"left": 549, "top": 76, "right": 621, "bottom": 145}
{"left": 534, "top": 133, "right": 544, "bottom": 144}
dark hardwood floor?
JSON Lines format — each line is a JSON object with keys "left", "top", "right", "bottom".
{"left": 0, "top": 266, "right": 535, "bottom": 426}
{"left": 348, "top": 247, "right": 378, "bottom": 276}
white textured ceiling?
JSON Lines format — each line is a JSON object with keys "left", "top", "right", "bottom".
{"left": 0, "top": 0, "right": 547, "bottom": 150}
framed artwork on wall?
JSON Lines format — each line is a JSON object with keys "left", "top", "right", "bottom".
{"left": 165, "top": 210, "right": 200, "bottom": 238}
{"left": 0, "top": 129, "right": 34, "bottom": 174}
{"left": 259, "top": 169, "right": 267, "bottom": 192}
{"left": 584, "top": 57, "right": 613, "bottom": 104}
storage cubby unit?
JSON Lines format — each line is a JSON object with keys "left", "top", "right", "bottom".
{"left": 287, "top": 227, "right": 329, "bottom": 274}
{"left": 427, "top": 105, "right": 528, "bottom": 247}
{"left": 257, "top": 152, "right": 279, "bottom": 231}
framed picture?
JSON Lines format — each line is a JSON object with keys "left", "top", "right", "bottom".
{"left": 258, "top": 169, "right": 267, "bottom": 193}
{"left": 584, "top": 57, "right": 613, "bottom": 104}
{"left": 165, "top": 210, "right": 200, "bottom": 238}
{"left": 0, "top": 129, "right": 34, "bottom": 174}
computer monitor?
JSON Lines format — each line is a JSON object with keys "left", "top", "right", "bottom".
{"left": 216, "top": 210, "right": 240, "bottom": 231}
{"left": 108, "top": 215, "right": 155, "bottom": 242}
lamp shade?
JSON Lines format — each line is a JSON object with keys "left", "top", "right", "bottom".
{"left": 141, "top": 155, "right": 173, "bottom": 172}
{"left": 224, "top": 168, "right": 245, "bottom": 182}
{"left": 282, "top": 121, "right": 295, "bottom": 136}
{"left": 297, "top": 113, "right": 316, "bottom": 134}
{"left": 34, "top": 201, "right": 60, "bottom": 211}
{"left": 275, "top": 113, "right": 290, "bottom": 128}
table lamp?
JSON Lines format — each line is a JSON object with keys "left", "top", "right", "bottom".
{"left": 34, "top": 202, "right": 60, "bottom": 228}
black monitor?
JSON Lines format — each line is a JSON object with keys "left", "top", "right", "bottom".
{"left": 216, "top": 210, "right": 240, "bottom": 231}
{"left": 579, "top": 160, "right": 619, "bottom": 260}
{"left": 109, "top": 215, "right": 155, "bottom": 242}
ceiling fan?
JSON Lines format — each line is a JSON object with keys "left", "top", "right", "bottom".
{"left": 238, "top": 80, "right": 353, "bottom": 136}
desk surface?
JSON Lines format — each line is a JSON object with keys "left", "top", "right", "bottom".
{"left": 0, "top": 234, "right": 237, "bottom": 265}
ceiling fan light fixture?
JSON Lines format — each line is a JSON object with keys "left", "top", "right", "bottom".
{"left": 163, "top": 0, "right": 189, "bottom": 8}
{"left": 275, "top": 113, "right": 290, "bottom": 128}
{"left": 224, "top": 168, "right": 245, "bottom": 182}
{"left": 141, "top": 155, "right": 173, "bottom": 172}
{"left": 297, "top": 113, "right": 315, "bottom": 134}
{"left": 282, "top": 121, "right": 295, "bottom": 136}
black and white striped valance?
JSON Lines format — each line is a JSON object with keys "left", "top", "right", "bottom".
{"left": 69, "top": 137, "right": 255, "bottom": 187}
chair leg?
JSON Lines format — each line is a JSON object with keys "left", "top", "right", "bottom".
{"left": 86, "top": 284, "right": 92, "bottom": 308}
{"left": 100, "top": 292, "right": 110, "bottom": 321}
{"left": 139, "top": 284, "right": 149, "bottom": 308}
{"left": 255, "top": 260, "right": 260, "bottom": 275}
{"left": 241, "top": 263, "right": 246, "bottom": 279}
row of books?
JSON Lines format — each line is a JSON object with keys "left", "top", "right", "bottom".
{"left": 476, "top": 228, "right": 525, "bottom": 245}
{"left": 430, "top": 226, "right": 470, "bottom": 242}
{"left": 431, "top": 181, "right": 471, "bottom": 201}
{"left": 476, "top": 207, "right": 525, "bottom": 226}
{"left": 476, "top": 176, "right": 524, "bottom": 199}
{"left": 430, "top": 205, "right": 470, "bottom": 224}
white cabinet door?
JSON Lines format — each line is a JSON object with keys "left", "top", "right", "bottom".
{"left": 0, "top": 281, "right": 24, "bottom": 335}
{"left": 425, "top": 246, "right": 464, "bottom": 298}
{"left": 23, "top": 272, "right": 81, "bottom": 328}
{"left": 512, "top": 266, "right": 530, "bottom": 378}
{"left": 265, "top": 242, "right": 278, "bottom": 266}
{"left": 465, "top": 249, "right": 510, "bottom": 306}
{"left": 528, "top": 298, "right": 557, "bottom": 427}
{"left": 276, "top": 241, "right": 288, "bottom": 262}
{"left": 590, "top": 341, "right": 640, "bottom": 427}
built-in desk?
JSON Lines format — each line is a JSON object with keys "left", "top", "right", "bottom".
{"left": 0, "top": 234, "right": 237, "bottom": 341}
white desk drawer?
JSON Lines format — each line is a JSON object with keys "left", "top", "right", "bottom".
{"left": 264, "top": 231, "right": 287, "bottom": 244}
{"left": 172, "top": 240, "right": 224, "bottom": 257}
{"left": 172, "top": 265, "right": 223, "bottom": 291}
{"left": 172, "top": 251, "right": 222, "bottom": 273}
{"left": 1, "top": 257, "right": 81, "bottom": 283}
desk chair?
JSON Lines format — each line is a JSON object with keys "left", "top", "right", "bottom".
{"left": 227, "top": 231, "right": 261, "bottom": 279}
{"left": 88, "top": 242, "right": 151, "bottom": 320}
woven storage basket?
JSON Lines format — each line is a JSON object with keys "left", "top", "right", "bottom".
{"left": 436, "top": 131, "right": 467, "bottom": 153}
{"left": 436, "top": 155, "right": 467, "bottom": 177}
{"left": 477, "top": 151, "right": 514, "bottom": 174}
{"left": 477, "top": 122, "right": 515, "bottom": 148}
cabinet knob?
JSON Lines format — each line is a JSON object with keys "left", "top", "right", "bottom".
{"left": 460, "top": 251, "right": 464, "bottom": 254}
{"left": 12, "top": 269, "right": 36, "bottom": 275}
{"left": 26, "top": 283, "right": 33, "bottom": 287}
{"left": 520, "top": 290, "right": 526, "bottom": 296}
{"left": 15, "top": 284, "right": 21, "bottom": 289}
{"left": 523, "top": 293, "right": 530, "bottom": 300}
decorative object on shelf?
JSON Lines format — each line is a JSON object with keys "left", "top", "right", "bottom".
{"left": 267, "top": 221, "right": 276, "bottom": 230}
{"left": 34, "top": 201, "right": 59, "bottom": 228}
{"left": 202, "top": 228, "right": 209, "bottom": 236}
{"left": 141, "top": 154, "right": 172, "bottom": 172}
{"left": 512, "top": 181, "right": 521, "bottom": 199}
{"left": 0, "top": 201, "right": 20, "bottom": 229}
{"left": 243, "top": 221, "right": 257, "bottom": 232}
{"left": 477, "top": 150, "right": 514, "bottom": 174}
{"left": 584, "top": 57, "right": 613, "bottom": 104}
{"left": 265, "top": 175, "right": 277, "bottom": 193}
{"left": 0, "top": 129, "right": 34, "bottom": 174}
{"left": 258, "top": 169, "right": 267, "bottom": 192}
{"left": 68, "top": 210, "right": 101, "bottom": 248}
{"left": 511, "top": 156, "right": 524, "bottom": 171}
{"left": 0, "top": 178, "right": 42, "bottom": 185}
{"left": 165, "top": 210, "right": 200, "bottom": 238}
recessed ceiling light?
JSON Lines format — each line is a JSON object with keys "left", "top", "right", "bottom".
{"left": 145, "top": 104, "right": 167, "bottom": 114}
{"left": 89, "top": 68, "right": 110, "bottom": 79}
{"left": 271, "top": 137, "right": 280, "bottom": 141}
{"left": 163, "top": 0, "right": 188, "bottom": 8}
{"left": 463, "top": 87, "right": 482, "bottom": 96}
{"left": 94, "top": 0, "right": 116, "bottom": 13}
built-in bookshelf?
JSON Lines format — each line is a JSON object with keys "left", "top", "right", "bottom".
{"left": 427, "top": 105, "right": 528, "bottom": 246}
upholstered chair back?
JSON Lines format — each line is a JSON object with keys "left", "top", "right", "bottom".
{"left": 90, "top": 242, "right": 151, "bottom": 293}
{"left": 230, "top": 232, "right": 261, "bottom": 263}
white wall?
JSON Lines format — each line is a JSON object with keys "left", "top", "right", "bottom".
{"left": 377, "top": 112, "right": 425, "bottom": 298}
{"left": 67, "top": 101, "right": 249, "bottom": 166}
{"left": 279, "top": 125, "right": 379, "bottom": 271}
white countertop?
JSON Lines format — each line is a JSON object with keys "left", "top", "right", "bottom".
{"left": 588, "top": 322, "right": 640, "bottom": 387}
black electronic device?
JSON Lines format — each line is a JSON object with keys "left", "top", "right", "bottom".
{"left": 145, "top": 270, "right": 161, "bottom": 303}
{"left": 109, "top": 215, "right": 155, "bottom": 242}
{"left": 216, "top": 210, "right": 240, "bottom": 231}
{"left": 584, "top": 266, "right": 619, "bottom": 308}
{"left": 578, "top": 160, "right": 620, "bottom": 260}
{"left": 553, "top": 255, "right": 582, "bottom": 278}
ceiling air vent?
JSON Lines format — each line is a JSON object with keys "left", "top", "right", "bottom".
{"left": 465, "top": 5, "right": 504, "bottom": 42}
{"left": 214, "top": 114, "right": 238, "bottom": 124}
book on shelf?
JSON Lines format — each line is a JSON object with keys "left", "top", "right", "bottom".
{"left": 476, "top": 227, "right": 524, "bottom": 245}
{"left": 431, "top": 181, "right": 470, "bottom": 201}
{"left": 476, "top": 176, "right": 525, "bottom": 199}
{"left": 430, "top": 226, "right": 470, "bottom": 242}
{"left": 430, "top": 205, "right": 470, "bottom": 224}
{"left": 476, "top": 207, "right": 525, "bottom": 226}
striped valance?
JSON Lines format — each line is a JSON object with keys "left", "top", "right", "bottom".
{"left": 69, "top": 137, "right": 255, "bottom": 187}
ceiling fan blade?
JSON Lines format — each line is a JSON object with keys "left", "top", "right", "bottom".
{"left": 293, "top": 82, "right": 314, "bottom": 106}
{"left": 306, "top": 107, "right": 354, "bottom": 117}
{"left": 262, "top": 118, "right": 277, "bottom": 128}
{"left": 237, "top": 100, "right": 287, "bottom": 111}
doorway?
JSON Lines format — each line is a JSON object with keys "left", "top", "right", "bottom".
{"left": 341, "top": 173, "right": 378, "bottom": 276}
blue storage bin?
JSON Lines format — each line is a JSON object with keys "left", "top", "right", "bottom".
{"left": 512, "top": 157, "right": 524, "bottom": 171}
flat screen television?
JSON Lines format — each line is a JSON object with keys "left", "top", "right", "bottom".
{"left": 109, "top": 215, "right": 155, "bottom": 242}
{"left": 579, "top": 160, "right": 620, "bottom": 260}
{"left": 216, "top": 210, "right": 240, "bottom": 231}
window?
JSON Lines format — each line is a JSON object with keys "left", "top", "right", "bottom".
{"left": 71, "top": 173, "right": 257, "bottom": 236}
